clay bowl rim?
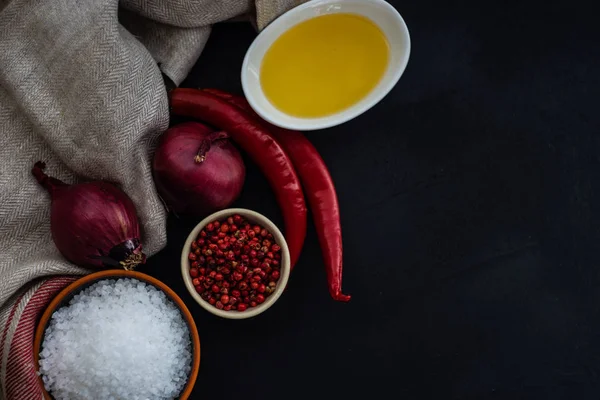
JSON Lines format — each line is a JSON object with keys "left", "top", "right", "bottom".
{"left": 33, "top": 269, "right": 201, "bottom": 400}
{"left": 180, "top": 208, "right": 291, "bottom": 319}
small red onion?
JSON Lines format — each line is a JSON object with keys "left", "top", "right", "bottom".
{"left": 32, "top": 162, "right": 146, "bottom": 270}
{"left": 152, "top": 122, "right": 245, "bottom": 216}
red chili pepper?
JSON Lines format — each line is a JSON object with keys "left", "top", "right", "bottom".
{"left": 169, "top": 88, "right": 307, "bottom": 269}
{"left": 203, "top": 89, "right": 350, "bottom": 302}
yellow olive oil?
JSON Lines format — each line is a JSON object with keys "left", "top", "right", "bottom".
{"left": 260, "top": 13, "right": 390, "bottom": 118}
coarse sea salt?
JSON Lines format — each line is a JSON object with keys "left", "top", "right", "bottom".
{"left": 39, "top": 278, "right": 192, "bottom": 400}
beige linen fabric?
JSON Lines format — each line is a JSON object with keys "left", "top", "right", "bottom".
{"left": 0, "top": 0, "right": 305, "bottom": 398}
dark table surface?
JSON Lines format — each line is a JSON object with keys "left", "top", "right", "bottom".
{"left": 145, "top": 0, "right": 600, "bottom": 398}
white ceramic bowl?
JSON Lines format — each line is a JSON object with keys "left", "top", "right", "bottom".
{"left": 181, "top": 208, "right": 291, "bottom": 319}
{"left": 241, "top": 0, "right": 411, "bottom": 131}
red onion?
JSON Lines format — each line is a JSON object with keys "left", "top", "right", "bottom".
{"left": 32, "top": 162, "right": 146, "bottom": 270}
{"left": 152, "top": 121, "right": 245, "bottom": 216}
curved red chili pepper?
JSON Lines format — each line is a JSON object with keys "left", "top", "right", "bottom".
{"left": 169, "top": 88, "right": 307, "bottom": 269}
{"left": 203, "top": 89, "right": 350, "bottom": 302}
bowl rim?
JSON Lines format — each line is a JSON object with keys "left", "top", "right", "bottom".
{"left": 241, "top": 0, "right": 412, "bottom": 131}
{"left": 33, "top": 269, "right": 201, "bottom": 400}
{"left": 180, "top": 208, "right": 291, "bottom": 320}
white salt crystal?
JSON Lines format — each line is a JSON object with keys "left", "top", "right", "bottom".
{"left": 39, "top": 278, "right": 192, "bottom": 400}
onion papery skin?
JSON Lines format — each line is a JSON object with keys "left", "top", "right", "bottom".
{"left": 32, "top": 162, "right": 146, "bottom": 270}
{"left": 152, "top": 122, "right": 246, "bottom": 216}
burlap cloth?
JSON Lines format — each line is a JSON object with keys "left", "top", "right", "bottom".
{"left": 0, "top": 0, "right": 305, "bottom": 398}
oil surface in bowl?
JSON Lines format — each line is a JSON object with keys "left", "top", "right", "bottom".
{"left": 260, "top": 13, "right": 390, "bottom": 118}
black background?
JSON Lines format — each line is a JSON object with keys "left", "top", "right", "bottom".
{"left": 145, "top": 0, "right": 600, "bottom": 398}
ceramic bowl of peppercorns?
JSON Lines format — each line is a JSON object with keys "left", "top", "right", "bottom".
{"left": 181, "top": 208, "right": 291, "bottom": 319}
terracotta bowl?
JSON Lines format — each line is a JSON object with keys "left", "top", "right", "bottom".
{"left": 33, "top": 270, "right": 201, "bottom": 400}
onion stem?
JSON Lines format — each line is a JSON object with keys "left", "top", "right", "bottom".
{"left": 194, "top": 131, "right": 229, "bottom": 164}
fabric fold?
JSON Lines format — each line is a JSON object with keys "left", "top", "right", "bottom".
{"left": 0, "top": 0, "right": 305, "bottom": 398}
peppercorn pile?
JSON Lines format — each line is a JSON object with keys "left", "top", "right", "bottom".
{"left": 189, "top": 214, "right": 282, "bottom": 311}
